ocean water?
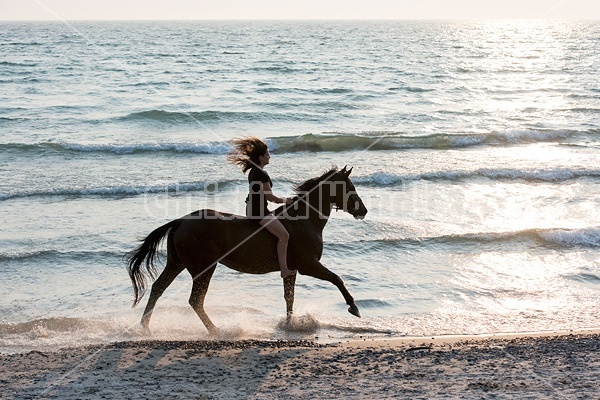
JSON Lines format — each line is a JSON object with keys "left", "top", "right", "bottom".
{"left": 1, "top": 20, "right": 599, "bottom": 353}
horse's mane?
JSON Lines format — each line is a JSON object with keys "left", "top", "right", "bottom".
{"left": 294, "top": 166, "right": 339, "bottom": 194}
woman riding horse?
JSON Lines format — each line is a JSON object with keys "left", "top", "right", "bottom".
{"left": 227, "top": 137, "right": 296, "bottom": 278}
{"left": 127, "top": 165, "right": 367, "bottom": 334}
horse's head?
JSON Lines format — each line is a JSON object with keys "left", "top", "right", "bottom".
{"left": 329, "top": 166, "right": 368, "bottom": 220}
{"left": 293, "top": 166, "right": 368, "bottom": 220}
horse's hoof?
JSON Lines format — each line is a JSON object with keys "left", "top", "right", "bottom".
{"left": 348, "top": 304, "right": 361, "bottom": 318}
{"left": 140, "top": 324, "right": 151, "bottom": 335}
{"left": 208, "top": 327, "right": 220, "bottom": 338}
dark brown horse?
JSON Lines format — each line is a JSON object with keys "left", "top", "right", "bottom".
{"left": 126, "top": 166, "right": 368, "bottom": 334}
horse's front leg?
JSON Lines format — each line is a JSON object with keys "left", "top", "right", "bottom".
{"left": 283, "top": 273, "right": 297, "bottom": 322}
{"left": 305, "top": 262, "right": 360, "bottom": 318}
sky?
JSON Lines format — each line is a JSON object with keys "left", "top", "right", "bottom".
{"left": 1, "top": 0, "right": 599, "bottom": 21}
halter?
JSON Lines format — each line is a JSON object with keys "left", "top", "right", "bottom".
{"left": 333, "top": 186, "right": 359, "bottom": 214}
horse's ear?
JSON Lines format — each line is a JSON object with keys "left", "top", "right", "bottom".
{"left": 345, "top": 167, "right": 353, "bottom": 177}
{"left": 340, "top": 165, "right": 347, "bottom": 173}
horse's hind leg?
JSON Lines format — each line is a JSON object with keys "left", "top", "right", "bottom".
{"left": 188, "top": 264, "right": 217, "bottom": 334}
{"left": 141, "top": 260, "right": 184, "bottom": 331}
{"left": 305, "top": 262, "right": 361, "bottom": 318}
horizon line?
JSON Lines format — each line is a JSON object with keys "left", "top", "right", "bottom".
{"left": 1, "top": 17, "right": 599, "bottom": 22}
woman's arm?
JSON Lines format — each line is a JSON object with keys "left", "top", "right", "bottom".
{"left": 262, "top": 182, "right": 292, "bottom": 204}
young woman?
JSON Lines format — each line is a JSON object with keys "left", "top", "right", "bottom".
{"left": 227, "top": 137, "right": 296, "bottom": 278}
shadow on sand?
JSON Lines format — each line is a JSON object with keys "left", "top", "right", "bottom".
{"left": 3, "top": 339, "right": 323, "bottom": 399}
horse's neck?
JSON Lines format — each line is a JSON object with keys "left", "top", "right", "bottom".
{"left": 303, "top": 192, "right": 332, "bottom": 231}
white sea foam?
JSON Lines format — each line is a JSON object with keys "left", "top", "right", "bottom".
{"left": 69, "top": 142, "right": 231, "bottom": 154}
{"left": 539, "top": 228, "right": 600, "bottom": 247}
{"left": 491, "top": 129, "right": 570, "bottom": 143}
{"left": 354, "top": 168, "right": 600, "bottom": 185}
{"left": 0, "top": 180, "right": 238, "bottom": 201}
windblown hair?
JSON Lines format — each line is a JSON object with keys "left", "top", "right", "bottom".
{"left": 227, "top": 136, "right": 268, "bottom": 173}
{"left": 294, "top": 166, "right": 339, "bottom": 194}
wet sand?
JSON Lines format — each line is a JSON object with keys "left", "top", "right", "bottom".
{"left": 1, "top": 330, "right": 599, "bottom": 399}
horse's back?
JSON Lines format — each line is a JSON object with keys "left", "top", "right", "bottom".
{"left": 187, "top": 209, "right": 242, "bottom": 220}
{"left": 172, "top": 209, "right": 279, "bottom": 272}
{"left": 176, "top": 209, "right": 256, "bottom": 237}
{"left": 178, "top": 208, "right": 272, "bottom": 239}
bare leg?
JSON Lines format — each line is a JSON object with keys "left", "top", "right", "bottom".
{"left": 260, "top": 214, "right": 296, "bottom": 278}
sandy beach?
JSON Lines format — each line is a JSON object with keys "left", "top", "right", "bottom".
{"left": 1, "top": 330, "right": 598, "bottom": 399}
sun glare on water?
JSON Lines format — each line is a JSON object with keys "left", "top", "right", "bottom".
{"left": 467, "top": 20, "right": 577, "bottom": 130}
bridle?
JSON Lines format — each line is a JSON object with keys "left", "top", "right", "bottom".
{"left": 331, "top": 178, "right": 361, "bottom": 216}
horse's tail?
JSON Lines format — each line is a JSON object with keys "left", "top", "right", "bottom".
{"left": 126, "top": 218, "right": 183, "bottom": 307}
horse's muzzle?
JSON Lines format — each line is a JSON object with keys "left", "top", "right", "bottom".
{"left": 351, "top": 205, "right": 368, "bottom": 220}
{"left": 348, "top": 193, "right": 368, "bottom": 220}
{"left": 353, "top": 211, "right": 367, "bottom": 220}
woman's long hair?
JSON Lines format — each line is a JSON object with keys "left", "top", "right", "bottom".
{"left": 227, "top": 137, "right": 268, "bottom": 173}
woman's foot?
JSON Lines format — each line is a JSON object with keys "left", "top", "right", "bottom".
{"left": 281, "top": 268, "right": 297, "bottom": 278}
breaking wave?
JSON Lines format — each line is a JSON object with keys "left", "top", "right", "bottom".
{"left": 348, "top": 227, "right": 600, "bottom": 250}
{"left": 0, "top": 141, "right": 231, "bottom": 155}
{"left": 0, "top": 249, "right": 121, "bottom": 263}
{"left": 3, "top": 129, "right": 597, "bottom": 157}
{"left": 267, "top": 130, "right": 597, "bottom": 152}
{"left": 355, "top": 168, "right": 600, "bottom": 185}
{"left": 0, "top": 180, "right": 238, "bottom": 201}
{"left": 2, "top": 166, "right": 597, "bottom": 202}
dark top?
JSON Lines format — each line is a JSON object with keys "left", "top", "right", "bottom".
{"left": 246, "top": 167, "right": 273, "bottom": 220}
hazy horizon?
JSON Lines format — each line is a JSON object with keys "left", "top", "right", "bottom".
{"left": 2, "top": 0, "right": 599, "bottom": 21}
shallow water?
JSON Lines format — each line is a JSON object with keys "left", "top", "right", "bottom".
{"left": 1, "top": 20, "right": 599, "bottom": 352}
